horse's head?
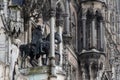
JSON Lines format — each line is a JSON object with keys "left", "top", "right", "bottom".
{"left": 55, "top": 32, "right": 61, "bottom": 44}
{"left": 46, "top": 32, "right": 62, "bottom": 44}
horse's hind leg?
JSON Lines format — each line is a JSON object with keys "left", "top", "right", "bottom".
{"left": 21, "top": 52, "right": 27, "bottom": 68}
{"left": 29, "top": 59, "right": 35, "bottom": 67}
{"left": 41, "top": 54, "right": 48, "bottom": 65}
{"left": 29, "top": 54, "right": 36, "bottom": 67}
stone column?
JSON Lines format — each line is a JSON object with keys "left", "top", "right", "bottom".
{"left": 64, "top": 0, "right": 70, "bottom": 35}
{"left": 49, "top": 16, "right": 56, "bottom": 80}
{"left": 49, "top": 1, "right": 57, "bottom": 79}
{"left": 58, "top": 26, "right": 63, "bottom": 66}
{"left": 100, "top": 20, "right": 103, "bottom": 50}
{"left": 4, "top": 0, "right": 9, "bottom": 64}
{"left": 3, "top": 0, "right": 8, "bottom": 18}
{"left": 81, "top": 64, "right": 86, "bottom": 80}
{"left": 8, "top": 37, "right": 11, "bottom": 64}
{"left": 24, "top": 31, "right": 28, "bottom": 44}
{"left": 28, "top": 20, "right": 32, "bottom": 43}
{"left": 56, "top": 3, "right": 63, "bottom": 66}
{"left": 82, "top": 16, "right": 87, "bottom": 49}
{"left": 91, "top": 19, "right": 96, "bottom": 48}
{"left": 89, "top": 62, "right": 94, "bottom": 80}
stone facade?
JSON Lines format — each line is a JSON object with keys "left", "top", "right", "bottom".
{"left": 0, "top": 0, "right": 119, "bottom": 80}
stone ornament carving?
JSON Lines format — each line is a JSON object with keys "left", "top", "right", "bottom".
{"left": 82, "top": 8, "right": 87, "bottom": 19}
{"left": 56, "top": 3, "right": 64, "bottom": 27}
{"left": 86, "top": 8, "right": 95, "bottom": 23}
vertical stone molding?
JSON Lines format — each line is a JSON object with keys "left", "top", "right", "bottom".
{"left": 82, "top": 8, "right": 87, "bottom": 49}
{"left": 49, "top": 0, "right": 57, "bottom": 80}
{"left": 64, "top": 0, "right": 70, "bottom": 36}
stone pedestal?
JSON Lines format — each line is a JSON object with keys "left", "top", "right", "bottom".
{"left": 19, "top": 66, "right": 65, "bottom": 80}
{"left": 80, "top": 49, "right": 105, "bottom": 80}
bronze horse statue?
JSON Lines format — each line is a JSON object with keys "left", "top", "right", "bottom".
{"left": 19, "top": 26, "right": 61, "bottom": 67}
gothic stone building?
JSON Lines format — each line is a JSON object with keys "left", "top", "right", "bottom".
{"left": 0, "top": 0, "right": 119, "bottom": 80}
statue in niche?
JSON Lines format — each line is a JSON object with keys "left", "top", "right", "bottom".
{"left": 34, "top": 31, "right": 61, "bottom": 65}
{"left": 95, "top": 10, "right": 103, "bottom": 22}
{"left": 10, "top": 39, "right": 21, "bottom": 80}
{"left": 19, "top": 25, "right": 62, "bottom": 67}
{"left": 86, "top": 8, "right": 95, "bottom": 24}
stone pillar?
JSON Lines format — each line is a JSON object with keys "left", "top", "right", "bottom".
{"left": 28, "top": 20, "right": 32, "bottom": 43}
{"left": 49, "top": 1, "right": 57, "bottom": 79}
{"left": 3, "top": 0, "right": 8, "bottom": 18}
{"left": 82, "top": 16, "right": 87, "bottom": 49}
{"left": 64, "top": 0, "right": 70, "bottom": 35}
{"left": 81, "top": 64, "right": 86, "bottom": 80}
{"left": 89, "top": 62, "right": 94, "bottom": 80}
{"left": 3, "top": 0, "right": 9, "bottom": 64}
{"left": 8, "top": 37, "right": 11, "bottom": 64}
{"left": 100, "top": 20, "right": 103, "bottom": 50}
{"left": 58, "top": 26, "right": 63, "bottom": 66}
{"left": 56, "top": 3, "right": 63, "bottom": 66}
{"left": 24, "top": 31, "right": 28, "bottom": 44}
{"left": 49, "top": 16, "right": 56, "bottom": 80}
{"left": 91, "top": 19, "right": 96, "bottom": 48}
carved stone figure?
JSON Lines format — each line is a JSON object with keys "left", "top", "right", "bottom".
{"left": 86, "top": 8, "right": 95, "bottom": 24}
{"left": 95, "top": 10, "right": 103, "bottom": 22}
{"left": 10, "top": 39, "right": 21, "bottom": 80}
